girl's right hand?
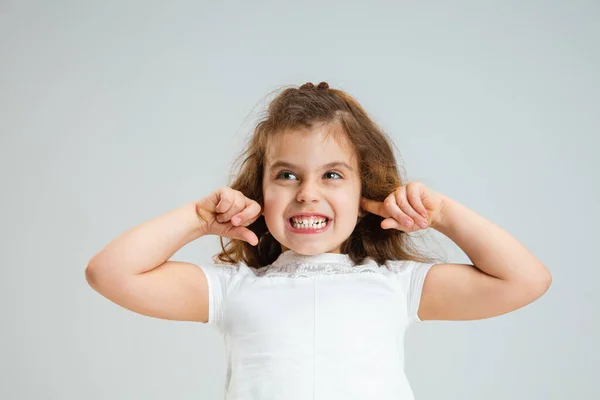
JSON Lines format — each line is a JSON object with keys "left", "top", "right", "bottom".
{"left": 195, "top": 187, "right": 262, "bottom": 246}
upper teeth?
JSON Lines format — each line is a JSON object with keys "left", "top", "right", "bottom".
{"left": 292, "top": 217, "right": 327, "bottom": 224}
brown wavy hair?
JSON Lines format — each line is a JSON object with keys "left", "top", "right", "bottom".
{"left": 212, "top": 81, "right": 443, "bottom": 268}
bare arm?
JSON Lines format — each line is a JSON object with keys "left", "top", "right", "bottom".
{"left": 418, "top": 195, "right": 552, "bottom": 321}
{"left": 85, "top": 188, "right": 262, "bottom": 322}
{"left": 86, "top": 201, "right": 204, "bottom": 277}
{"left": 84, "top": 202, "right": 210, "bottom": 322}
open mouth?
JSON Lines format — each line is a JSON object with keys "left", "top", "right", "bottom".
{"left": 288, "top": 217, "right": 331, "bottom": 231}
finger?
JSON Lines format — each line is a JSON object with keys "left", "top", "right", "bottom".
{"left": 230, "top": 226, "right": 259, "bottom": 246}
{"left": 381, "top": 217, "right": 403, "bottom": 230}
{"left": 217, "top": 191, "right": 245, "bottom": 223}
{"left": 231, "top": 200, "right": 262, "bottom": 226}
{"left": 361, "top": 197, "right": 388, "bottom": 217}
{"left": 215, "top": 187, "right": 234, "bottom": 215}
{"left": 383, "top": 194, "right": 414, "bottom": 229}
{"left": 395, "top": 184, "right": 428, "bottom": 229}
{"left": 394, "top": 187, "right": 428, "bottom": 229}
{"left": 406, "top": 184, "right": 429, "bottom": 227}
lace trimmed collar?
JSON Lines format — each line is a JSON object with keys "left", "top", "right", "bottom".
{"left": 252, "top": 249, "right": 381, "bottom": 278}
{"left": 271, "top": 249, "right": 356, "bottom": 268}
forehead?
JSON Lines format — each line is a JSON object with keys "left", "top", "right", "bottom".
{"left": 265, "top": 124, "right": 356, "bottom": 170}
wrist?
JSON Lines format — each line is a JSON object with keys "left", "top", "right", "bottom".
{"left": 430, "top": 195, "right": 454, "bottom": 231}
{"left": 188, "top": 201, "right": 208, "bottom": 238}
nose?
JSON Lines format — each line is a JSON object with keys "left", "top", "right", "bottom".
{"left": 296, "top": 181, "right": 320, "bottom": 204}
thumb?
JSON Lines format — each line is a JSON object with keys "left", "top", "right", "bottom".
{"left": 230, "top": 226, "right": 259, "bottom": 246}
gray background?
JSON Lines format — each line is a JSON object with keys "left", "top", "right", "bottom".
{"left": 2, "top": 1, "right": 598, "bottom": 399}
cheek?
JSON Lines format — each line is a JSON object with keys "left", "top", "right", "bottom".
{"left": 262, "top": 185, "right": 281, "bottom": 201}
{"left": 262, "top": 195, "right": 279, "bottom": 211}
{"left": 261, "top": 195, "right": 285, "bottom": 223}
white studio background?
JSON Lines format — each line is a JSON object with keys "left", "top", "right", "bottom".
{"left": 1, "top": 1, "right": 598, "bottom": 399}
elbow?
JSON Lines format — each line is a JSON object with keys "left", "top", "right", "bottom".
{"left": 85, "top": 261, "right": 107, "bottom": 289}
{"left": 541, "top": 270, "right": 552, "bottom": 292}
{"left": 538, "top": 264, "right": 552, "bottom": 288}
{"left": 516, "top": 267, "right": 552, "bottom": 299}
{"left": 531, "top": 269, "right": 552, "bottom": 298}
{"left": 85, "top": 264, "right": 99, "bottom": 288}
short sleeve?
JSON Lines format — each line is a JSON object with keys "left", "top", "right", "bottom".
{"left": 197, "top": 264, "right": 239, "bottom": 331}
{"left": 386, "top": 260, "right": 436, "bottom": 324}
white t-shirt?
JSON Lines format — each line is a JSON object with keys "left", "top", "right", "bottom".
{"left": 199, "top": 249, "right": 435, "bottom": 400}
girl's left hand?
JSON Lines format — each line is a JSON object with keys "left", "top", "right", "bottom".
{"left": 361, "top": 181, "right": 445, "bottom": 232}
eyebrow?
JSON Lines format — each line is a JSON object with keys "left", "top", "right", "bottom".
{"left": 268, "top": 160, "right": 354, "bottom": 172}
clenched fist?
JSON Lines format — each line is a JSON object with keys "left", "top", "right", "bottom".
{"left": 195, "top": 187, "right": 262, "bottom": 246}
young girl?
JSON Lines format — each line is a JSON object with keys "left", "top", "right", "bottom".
{"left": 85, "top": 81, "right": 552, "bottom": 400}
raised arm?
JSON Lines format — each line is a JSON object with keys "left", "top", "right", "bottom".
{"left": 84, "top": 202, "right": 211, "bottom": 322}
{"left": 418, "top": 195, "right": 552, "bottom": 321}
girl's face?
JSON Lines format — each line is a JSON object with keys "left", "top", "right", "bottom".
{"left": 262, "top": 124, "right": 363, "bottom": 255}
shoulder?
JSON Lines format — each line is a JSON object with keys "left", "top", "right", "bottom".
{"left": 198, "top": 261, "right": 254, "bottom": 287}
{"left": 198, "top": 262, "right": 242, "bottom": 275}
{"left": 383, "top": 259, "right": 436, "bottom": 276}
{"left": 383, "top": 259, "right": 437, "bottom": 297}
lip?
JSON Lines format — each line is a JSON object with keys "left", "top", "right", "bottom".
{"left": 288, "top": 213, "right": 331, "bottom": 219}
{"left": 286, "top": 215, "right": 332, "bottom": 234}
